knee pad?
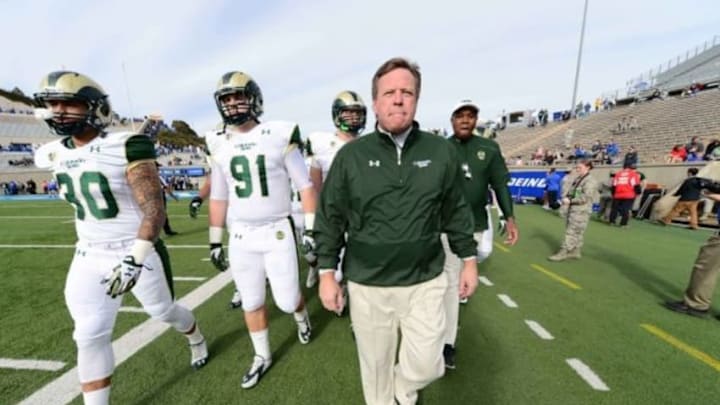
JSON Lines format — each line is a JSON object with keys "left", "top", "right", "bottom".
{"left": 76, "top": 333, "right": 114, "bottom": 383}
{"left": 146, "top": 302, "right": 195, "bottom": 333}
{"left": 274, "top": 291, "right": 301, "bottom": 314}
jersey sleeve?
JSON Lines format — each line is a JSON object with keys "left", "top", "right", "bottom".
{"left": 285, "top": 148, "right": 313, "bottom": 191}
{"left": 125, "top": 134, "right": 156, "bottom": 163}
{"left": 34, "top": 142, "right": 57, "bottom": 169}
{"left": 209, "top": 159, "right": 228, "bottom": 200}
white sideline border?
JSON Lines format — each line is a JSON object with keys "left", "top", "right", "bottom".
{"left": 18, "top": 271, "right": 233, "bottom": 405}
{"left": 0, "top": 358, "right": 66, "bottom": 372}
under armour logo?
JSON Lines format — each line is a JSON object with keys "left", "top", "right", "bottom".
{"left": 90, "top": 146, "right": 100, "bottom": 153}
{"left": 368, "top": 160, "right": 381, "bottom": 167}
{"left": 261, "top": 129, "right": 271, "bottom": 135}
{"left": 413, "top": 159, "right": 432, "bottom": 168}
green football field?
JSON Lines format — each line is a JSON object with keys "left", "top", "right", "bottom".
{"left": 1, "top": 200, "right": 719, "bottom": 405}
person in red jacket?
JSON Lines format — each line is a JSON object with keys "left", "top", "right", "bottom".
{"left": 609, "top": 163, "right": 642, "bottom": 227}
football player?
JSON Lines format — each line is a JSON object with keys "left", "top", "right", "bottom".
{"left": 304, "top": 91, "right": 366, "bottom": 297}
{"left": 205, "top": 71, "right": 317, "bottom": 389}
{"left": 33, "top": 71, "right": 208, "bottom": 405}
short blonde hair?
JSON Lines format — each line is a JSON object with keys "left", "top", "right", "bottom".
{"left": 371, "top": 57, "right": 421, "bottom": 100}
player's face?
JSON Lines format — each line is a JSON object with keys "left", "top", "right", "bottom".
{"left": 220, "top": 92, "right": 250, "bottom": 115}
{"left": 340, "top": 108, "right": 363, "bottom": 127}
{"left": 373, "top": 68, "right": 417, "bottom": 134}
{"left": 45, "top": 99, "right": 88, "bottom": 123}
{"left": 451, "top": 108, "right": 478, "bottom": 139}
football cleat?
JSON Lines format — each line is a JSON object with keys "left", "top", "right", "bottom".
{"left": 190, "top": 339, "right": 209, "bottom": 370}
{"left": 241, "top": 355, "right": 272, "bottom": 389}
{"left": 229, "top": 290, "right": 243, "bottom": 309}
{"left": 297, "top": 316, "right": 312, "bottom": 345}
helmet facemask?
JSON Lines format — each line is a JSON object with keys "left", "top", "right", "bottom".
{"left": 214, "top": 72, "right": 263, "bottom": 126}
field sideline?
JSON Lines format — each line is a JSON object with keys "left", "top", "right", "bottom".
{"left": 1, "top": 200, "right": 718, "bottom": 404}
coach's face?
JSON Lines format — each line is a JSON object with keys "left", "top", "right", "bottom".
{"left": 373, "top": 68, "right": 417, "bottom": 134}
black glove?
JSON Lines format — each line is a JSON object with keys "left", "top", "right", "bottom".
{"left": 209, "top": 243, "right": 228, "bottom": 272}
{"left": 189, "top": 196, "right": 203, "bottom": 219}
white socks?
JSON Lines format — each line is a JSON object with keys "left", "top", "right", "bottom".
{"left": 249, "top": 329, "right": 271, "bottom": 360}
{"left": 82, "top": 386, "right": 110, "bottom": 405}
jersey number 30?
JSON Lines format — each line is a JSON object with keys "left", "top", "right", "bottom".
{"left": 57, "top": 172, "right": 119, "bottom": 220}
{"left": 231, "top": 155, "right": 269, "bottom": 198}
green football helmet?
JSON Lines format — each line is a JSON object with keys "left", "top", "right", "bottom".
{"left": 332, "top": 90, "right": 366, "bottom": 134}
{"left": 214, "top": 71, "right": 263, "bottom": 126}
{"left": 33, "top": 71, "right": 112, "bottom": 136}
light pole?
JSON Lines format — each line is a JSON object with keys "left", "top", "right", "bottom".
{"left": 571, "top": 0, "right": 589, "bottom": 117}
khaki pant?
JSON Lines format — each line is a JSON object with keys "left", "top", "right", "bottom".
{"left": 683, "top": 234, "right": 720, "bottom": 310}
{"left": 441, "top": 232, "right": 483, "bottom": 346}
{"left": 348, "top": 273, "right": 448, "bottom": 405}
{"left": 662, "top": 200, "right": 699, "bottom": 229}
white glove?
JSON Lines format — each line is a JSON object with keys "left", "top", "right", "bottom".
{"left": 102, "top": 255, "right": 143, "bottom": 298}
{"left": 498, "top": 216, "right": 507, "bottom": 236}
{"left": 189, "top": 196, "right": 203, "bottom": 219}
{"left": 209, "top": 243, "right": 228, "bottom": 272}
{"left": 301, "top": 231, "right": 317, "bottom": 265}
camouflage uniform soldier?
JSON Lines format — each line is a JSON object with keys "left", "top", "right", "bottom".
{"left": 549, "top": 160, "right": 598, "bottom": 261}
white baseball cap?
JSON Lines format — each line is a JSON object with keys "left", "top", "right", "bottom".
{"left": 451, "top": 99, "right": 480, "bottom": 116}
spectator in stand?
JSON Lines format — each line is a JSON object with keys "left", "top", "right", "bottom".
{"left": 661, "top": 168, "right": 702, "bottom": 230}
{"left": 628, "top": 116, "right": 640, "bottom": 131}
{"left": 606, "top": 139, "right": 620, "bottom": 163}
{"left": 572, "top": 144, "right": 587, "bottom": 161}
{"left": 564, "top": 126, "right": 574, "bottom": 148}
{"left": 686, "top": 146, "right": 701, "bottom": 162}
{"left": 686, "top": 136, "right": 704, "bottom": 155}
{"left": 617, "top": 117, "right": 628, "bottom": 133}
{"left": 667, "top": 144, "right": 687, "bottom": 163}
{"left": 590, "top": 140, "right": 604, "bottom": 161}
{"left": 609, "top": 163, "right": 642, "bottom": 228}
{"left": 594, "top": 97, "right": 602, "bottom": 112}
{"left": 703, "top": 139, "right": 720, "bottom": 160}
{"left": 623, "top": 146, "right": 639, "bottom": 168}
{"left": 584, "top": 102, "right": 591, "bottom": 116}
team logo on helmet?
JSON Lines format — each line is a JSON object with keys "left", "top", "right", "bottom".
{"left": 332, "top": 90, "right": 366, "bottom": 134}
{"left": 214, "top": 71, "right": 263, "bottom": 126}
{"left": 33, "top": 71, "right": 112, "bottom": 136}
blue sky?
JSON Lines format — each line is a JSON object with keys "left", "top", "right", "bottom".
{"left": 1, "top": 0, "right": 718, "bottom": 134}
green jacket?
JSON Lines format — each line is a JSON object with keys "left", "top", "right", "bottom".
{"left": 448, "top": 134, "right": 514, "bottom": 231}
{"left": 315, "top": 124, "right": 477, "bottom": 287}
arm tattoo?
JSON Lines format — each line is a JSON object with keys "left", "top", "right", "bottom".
{"left": 127, "top": 160, "right": 165, "bottom": 241}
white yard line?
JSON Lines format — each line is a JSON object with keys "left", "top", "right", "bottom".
{"left": 18, "top": 271, "right": 233, "bottom": 405}
{"left": 0, "top": 216, "right": 72, "bottom": 219}
{"left": 118, "top": 307, "right": 146, "bottom": 313}
{"left": 497, "top": 294, "right": 518, "bottom": 308}
{"left": 478, "top": 276, "right": 494, "bottom": 286}
{"left": 524, "top": 320, "right": 554, "bottom": 340}
{"left": 566, "top": 358, "right": 610, "bottom": 391}
{"left": 0, "top": 358, "right": 66, "bottom": 372}
{"left": 174, "top": 276, "right": 207, "bottom": 282}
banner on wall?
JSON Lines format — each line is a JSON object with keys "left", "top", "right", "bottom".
{"left": 507, "top": 170, "right": 567, "bottom": 199}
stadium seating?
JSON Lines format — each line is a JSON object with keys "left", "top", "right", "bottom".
{"left": 497, "top": 89, "right": 720, "bottom": 165}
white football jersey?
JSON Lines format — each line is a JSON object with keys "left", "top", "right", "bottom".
{"left": 207, "top": 121, "right": 311, "bottom": 224}
{"left": 306, "top": 131, "right": 349, "bottom": 179}
{"left": 34, "top": 132, "right": 156, "bottom": 243}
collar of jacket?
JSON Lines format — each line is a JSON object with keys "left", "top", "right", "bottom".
{"left": 449, "top": 133, "right": 476, "bottom": 144}
{"left": 374, "top": 121, "right": 420, "bottom": 148}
